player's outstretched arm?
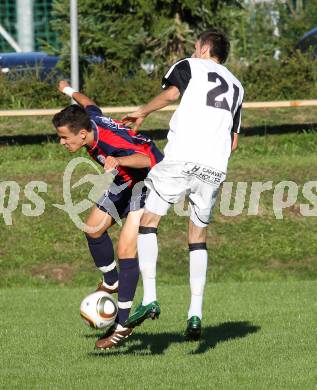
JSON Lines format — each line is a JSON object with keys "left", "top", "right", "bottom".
{"left": 122, "top": 85, "right": 180, "bottom": 131}
{"left": 58, "top": 80, "right": 96, "bottom": 108}
{"left": 103, "top": 154, "right": 151, "bottom": 173}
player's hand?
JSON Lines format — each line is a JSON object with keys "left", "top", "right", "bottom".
{"left": 58, "top": 80, "right": 70, "bottom": 93}
{"left": 122, "top": 111, "right": 146, "bottom": 132}
{"left": 104, "top": 156, "right": 120, "bottom": 173}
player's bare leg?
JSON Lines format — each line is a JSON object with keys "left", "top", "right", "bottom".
{"left": 84, "top": 206, "right": 119, "bottom": 293}
{"left": 95, "top": 210, "right": 143, "bottom": 350}
{"left": 188, "top": 219, "right": 207, "bottom": 244}
{"left": 125, "top": 210, "right": 162, "bottom": 328}
{"left": 117, "top": 208, "right": 143, "bottom": 259}
{"left": 185, "top": 220, "right": 208, "bottom": 340}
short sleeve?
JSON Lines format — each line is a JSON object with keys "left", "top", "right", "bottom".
{"left": 162, "top": 59, "right": 191, "bottom": 96}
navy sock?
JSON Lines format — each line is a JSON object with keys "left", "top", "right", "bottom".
{"left": 85, "top": 232, "right": 118, "bottom": 286}
{"left": 117, "top": 258, "right": 139, "bottom": 326}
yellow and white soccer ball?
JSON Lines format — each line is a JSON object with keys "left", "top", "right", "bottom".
{"left": 80, "top": 291, "right": 118, "bottom": 329}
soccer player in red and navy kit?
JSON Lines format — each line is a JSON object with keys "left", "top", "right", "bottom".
{"left": 53, "top": 80, "right": 163, "bottom": 348}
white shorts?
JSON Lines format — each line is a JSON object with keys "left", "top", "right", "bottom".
{"left": 144, "top": 160, "right": 226, "bottom": 227}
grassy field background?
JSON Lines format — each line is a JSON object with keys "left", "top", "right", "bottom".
{"left": 0, "top": 282, "right": 316, "bottom": 389}
{"left": 0, "top": 108, "right": 317, "bottom": 286}
{"left": 0, "top": 108, "right": 316, "bottom": 389}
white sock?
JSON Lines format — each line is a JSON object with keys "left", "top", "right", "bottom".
{"left": 116, "top": 323, "right": 127, "bottom": 331}
{"left": 137, "top": 233, "right": 158, "bottom": 305}
{"left": 188, "top": 249, "right": 208, "bottom": 319}
{"left": 102, "top": 280, "right": 118, "bottom": 290}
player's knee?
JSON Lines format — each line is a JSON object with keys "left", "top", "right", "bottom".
{"left": 117, "top": 242, "right": 136, "bottom": 259}
{"left": 140, "top": 210, "right": 160, "bottom": 227}
{"left": 84, "top": 227, "right": 107, "bottom": 240}
{"left": 84, "top": 215, "right": 108, "bottom": 239}
{"left": 188, "top": 221, "right": 207, "bottom": 243}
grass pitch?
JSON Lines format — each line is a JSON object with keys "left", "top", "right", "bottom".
{"left": 0, "top": 111, "right": 316, "bottom": 388}
{"left": 0, "top": 281, "right": 315, "bottom": 389}
{"left": 1, "top": 128, "right": 317, "bottom": 286}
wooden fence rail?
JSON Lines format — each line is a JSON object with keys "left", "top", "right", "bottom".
{"left": 0, "top": 100, "right": 317, "bottom": 117}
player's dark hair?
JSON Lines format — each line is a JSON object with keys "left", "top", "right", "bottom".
{"left": 198, "top": 29, "right": 230, "bottom": 64}
{"left": 52, "top": 104, "right": 92, "bottom": 134}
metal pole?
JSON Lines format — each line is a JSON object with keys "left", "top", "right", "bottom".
{"left": 0, "top": 24, "right": 22, "bottom": 52}
{"left": 16, "top": 0, "right": 34, "bottom": 52}
{"left": 70, "top": 0, "right": 79, "bottom": 93}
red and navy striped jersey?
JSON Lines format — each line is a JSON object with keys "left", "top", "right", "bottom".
{"left": 85, "top": 105, "right": 163, "bottom": 186}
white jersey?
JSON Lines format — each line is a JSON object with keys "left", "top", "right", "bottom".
{"left": 162, "top": 58, "right": 244, "bottom": 172}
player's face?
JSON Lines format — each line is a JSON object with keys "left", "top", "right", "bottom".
{"left": 57, "top": 125, "right": 85, "bottom": 153}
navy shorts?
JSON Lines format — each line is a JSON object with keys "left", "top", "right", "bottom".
{"left": 96, "top": 181, "right": 147, "bottom": 219}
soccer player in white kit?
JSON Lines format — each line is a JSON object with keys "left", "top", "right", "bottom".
{"left": 123, "top": 29, "right": 244, "bottom": 340}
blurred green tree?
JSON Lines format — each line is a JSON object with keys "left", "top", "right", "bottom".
{"left": 50, "top": 0, "right": 243, "bottom": 73}
{"left": 44, "top": 0, "right": 317, "bottom": 103}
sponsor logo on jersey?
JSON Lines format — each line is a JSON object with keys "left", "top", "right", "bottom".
{"left": 182, "top": 163, "right": 225, "bottom": 185}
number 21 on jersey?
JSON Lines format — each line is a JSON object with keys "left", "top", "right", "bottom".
{"left": 206, "top": 72, "right": 240, "bottom": 116}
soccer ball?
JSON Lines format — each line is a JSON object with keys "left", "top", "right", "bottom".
{"left": 80, "top": 291, "right": 118, "bottom": 329}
